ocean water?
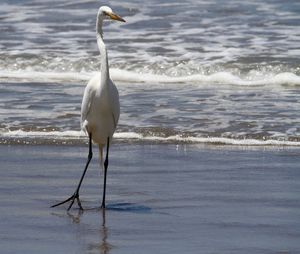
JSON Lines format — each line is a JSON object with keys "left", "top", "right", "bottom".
{"left": 1, "top": 0, "right": 300, "bottom": 146}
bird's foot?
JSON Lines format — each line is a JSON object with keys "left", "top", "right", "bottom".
{"left": 51, "top": 192, "right": 83, "bottom": 211}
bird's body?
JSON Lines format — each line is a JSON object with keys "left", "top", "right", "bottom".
{"left": 52, "top": 6, "right": 125, "bottom": 210}
{"left": 81, "top": 72, "right": 120, "bottom": 150}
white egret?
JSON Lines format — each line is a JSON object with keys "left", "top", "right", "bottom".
{"left": 52, "top": 6, "right": 125, "bottom": 210}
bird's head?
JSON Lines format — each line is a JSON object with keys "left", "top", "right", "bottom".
{"left": 98, "top": 6, "right": 126, "bottom": 22}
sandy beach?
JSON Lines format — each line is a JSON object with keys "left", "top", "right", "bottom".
{"left": 0, "top": 143, "right": 299, "bottom": 254}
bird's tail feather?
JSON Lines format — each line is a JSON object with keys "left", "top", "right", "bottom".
{"left": 99, "top": 144, "right": 104, "bottom": 172}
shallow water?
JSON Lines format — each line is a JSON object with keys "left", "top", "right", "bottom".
{"left": 1, "top": 144, "right": 300, "bottom": 254}
{"left": 1, "top": 80, "right": 300, "bottom": 145}
{"left": 0, "top": 0, "right": 300, "bottom": 146}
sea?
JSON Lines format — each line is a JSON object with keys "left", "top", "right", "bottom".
{"left": 1, "top": 0, "right": 300, "bottom": 146}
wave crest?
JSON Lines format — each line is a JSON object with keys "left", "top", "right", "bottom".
{"left": 1, "top": 69, "right": 300, "bottom": 86}
{"left": 1, "top": 130, "right": 299, "bottom": 147}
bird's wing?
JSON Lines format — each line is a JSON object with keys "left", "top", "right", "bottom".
{"left": 81, "top": 84, "right": 95, "bottom": 131}
{"left": 109, "top": 79, "right": 120, "bottom": 129}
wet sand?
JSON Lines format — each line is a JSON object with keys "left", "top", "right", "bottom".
{"left": 0, "top": 144, "right": 300, "bottom": 254}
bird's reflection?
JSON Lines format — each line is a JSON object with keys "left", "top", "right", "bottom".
{"left": 83, "top": 208, "right": 113, "bottom": 254}
{"left": 66, "top": 209, "right": 83, "bottom": 224}
{"left": 98, "top": 209, "right": 113, "bottom": 254}
{"left": 57, "top": 208, "right": 113, "bottom": 254}
{"left": 51, "top": 206, "right": 114, "bottom": 254}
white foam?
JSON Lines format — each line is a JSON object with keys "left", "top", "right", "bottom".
{"left": 2, "top": 130, "right": 300, "bottom": 147}
{"left": 0, "top": 70, "right": 91, "bottom": 82}
{"left": 116, "top": 134, "right": 300, "bottom": 146}
{"left": 112, "top": 70, "right": 300, "bottom": 86}
{"left": 1, "top": 69, "right": 300, "bottom": 86}
{"left": 1, "top": 130, "right": 85, "bottom": 138}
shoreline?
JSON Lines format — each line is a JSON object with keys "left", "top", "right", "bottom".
{"left": 1, "top": 134, "right": 300, "bottom": 147}
{"left": 1, "top": 144, "right": 300, "bottom": 254}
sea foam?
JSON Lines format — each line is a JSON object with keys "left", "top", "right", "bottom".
{"left": 1, "top": 69, "right": 299, "bottom": 86}
{"left": 1, "top": 130, "right": 300, "bottom": 146}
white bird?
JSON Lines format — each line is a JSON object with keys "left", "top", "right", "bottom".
{"left": 52, "top": 6, "right": 125, "bottom": 210}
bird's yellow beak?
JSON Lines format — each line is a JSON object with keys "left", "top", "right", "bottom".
{"left": 107, "top": 12, "right": 126, "bottom": 22}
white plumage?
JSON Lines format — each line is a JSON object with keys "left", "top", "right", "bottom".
{"left": 52, "top": 6, "right": 125, "bottom": 210}
{"left": 81, "top": 72, "right": 120, "bottom": 163}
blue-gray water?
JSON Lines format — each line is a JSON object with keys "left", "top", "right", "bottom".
{"left": 0, "top": 0, "right": 300, "bottom": 145}
{"left": 1, "top": 144, "right": 300, "bottom": 254}
{"left": 1, "top": 2, "right": 300, "bottom": 253}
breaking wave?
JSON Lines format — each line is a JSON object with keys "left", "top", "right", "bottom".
{"left": 1, "top": 69, "right": 300, "bottom": 86}
{"left": 1, "top": 129, "right": 300, "bottom": 146}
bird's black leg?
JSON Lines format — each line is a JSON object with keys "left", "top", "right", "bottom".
{"left": 51, "top": 133, "right": 93, "bottom": 210}
{"left": 101, "top": 137, "right": 110, "bottom": 209}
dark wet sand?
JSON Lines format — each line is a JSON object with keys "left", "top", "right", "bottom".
{"left": 0, "top": 144, "right": 300, "bottom": 254}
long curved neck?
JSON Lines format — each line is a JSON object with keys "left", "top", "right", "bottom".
{"left": 96, "top": 17, "right": 110, "bottom": 84}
